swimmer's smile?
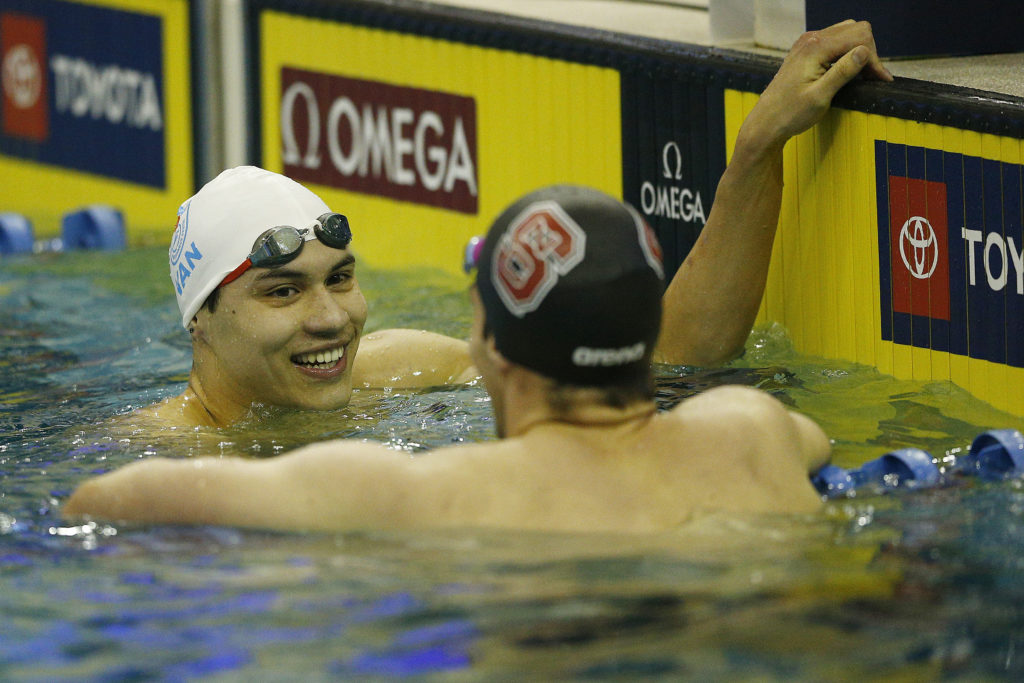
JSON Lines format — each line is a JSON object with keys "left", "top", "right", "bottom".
{"left": 292, "top": 344, "right": 348, "bottom": 378}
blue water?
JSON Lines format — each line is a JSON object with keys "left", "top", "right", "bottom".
{"left": 2, "top": 247, "right": 1024, "bottom": 680}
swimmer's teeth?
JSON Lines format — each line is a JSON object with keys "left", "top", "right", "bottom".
{"left": 295, "top": 347, "right": 343, "bottom": 367}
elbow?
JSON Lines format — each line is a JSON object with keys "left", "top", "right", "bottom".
{"left": 63, "top": 480, "right": 99, "bottom": 518}
{"left": 62, "top": 458, "right": 167, "bottom": 522}
{"left": 693, "top": 341, "right": 746, "bottom": 367}
{"left": 655, "top": 336, "right": 746, "bottom": 368}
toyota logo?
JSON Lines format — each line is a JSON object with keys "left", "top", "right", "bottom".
{"left": 898, "top": 216, "right": 939, "bottom": 280}
{"left": 1, "top": 44, "right": 42, "bottom": 110}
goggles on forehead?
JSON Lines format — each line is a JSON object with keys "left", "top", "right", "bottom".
{"left": 462, "top": 235, "right": 484, "bottom": 274}
{"left": 220, "top": 212, "right": 352, "bottom": 286}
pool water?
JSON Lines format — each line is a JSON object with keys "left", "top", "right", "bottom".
{"left": 2, "top": 247, "right": 1024, "bottom": 679}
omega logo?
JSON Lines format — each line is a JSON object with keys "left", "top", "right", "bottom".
{"left": 662, "top": 141, "right": 683, "bottom": 180}
{"left": 898, "top": 216, "right": 939, "bottom": 280}
{"left": 640, "top": 140, "right": 705, "bottom": 225}
{"left": 278, "top": 68, "right": 478, "bottom": 213}
{"left": 2, "top": 44, "right": 42, "bottom": 109}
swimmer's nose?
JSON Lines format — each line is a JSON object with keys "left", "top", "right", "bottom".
{"left": 303, "top": 287, "right": 350, "bottom": 336}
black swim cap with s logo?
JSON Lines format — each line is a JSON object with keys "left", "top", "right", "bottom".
{"left": 475, "top": 185, "right": 665, "bottom": 387}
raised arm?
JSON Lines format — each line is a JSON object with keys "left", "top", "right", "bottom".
{"left": 654, "top": 20, "right": 892, "bottom": 366}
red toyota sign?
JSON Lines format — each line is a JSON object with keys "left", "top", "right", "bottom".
{"left": 1, "top": 12, "right": 48, "bottom": 142}
{"left": 887, "top": 175, "right": 951, "bottom": 321}
{"left": 280, "top": 67, "right": 478, "bottom": 214}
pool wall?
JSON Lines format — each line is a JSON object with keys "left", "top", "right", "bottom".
{"left": 256, "top": 8, "right": 625, "bottom": 274}
{"left": 3, "top": 0, "right": 1023, "bottom": 416}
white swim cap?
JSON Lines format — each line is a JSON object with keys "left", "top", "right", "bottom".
{"left": 169, "top": 166, "right": 331, "bottom": 328}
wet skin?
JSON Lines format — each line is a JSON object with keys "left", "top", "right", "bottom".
{"left": 188, "top": 239, "right": 368, "bottom": 418}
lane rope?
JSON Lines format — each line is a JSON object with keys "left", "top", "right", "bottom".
{"left": 812, "top": 429, "right": 1024, "bottom": 498}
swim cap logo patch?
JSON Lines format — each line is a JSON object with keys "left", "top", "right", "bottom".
{"left": 628, "top": 205, "right": 665, "bottom": 280}
{"left": 492, "top": 200, "right": 586, "bottom": 317}
{"left": 168, "top": 201, "right": 190, "bottom": 265}
{"left": 168, "top": 201, "right": 203, "bottom": 296}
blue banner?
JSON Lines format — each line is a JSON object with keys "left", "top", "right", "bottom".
{"left": 877, "top": 141, "right": 1024, "bottom": 368}
{"left": 0, "top": 0, "right": 165, "bottom": 187}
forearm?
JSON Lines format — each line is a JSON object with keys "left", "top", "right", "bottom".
{"left": 64, "top": 457, "right": 287, "bottom": 528}
{"left": 654, "top": 126, "right": 785, "bottom": 366}
{"left": 64, "top": 458, "right": 201, "bottom": 525}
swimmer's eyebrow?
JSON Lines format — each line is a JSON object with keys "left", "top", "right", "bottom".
{"left": 327, "top": 254, "right": 356, "bottom": 272}
{"left": 253, "top": 254, "right": 356, "bottom": 283}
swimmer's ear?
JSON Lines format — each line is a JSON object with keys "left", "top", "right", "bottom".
{"left": 188, "top": 314, "right": 211, "bottom": 344}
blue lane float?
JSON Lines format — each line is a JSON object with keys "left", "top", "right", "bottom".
{"left": 956, "top": 429, "right": 1024, "bottom": 480}
{"left": 0, "top": 213, "right": 34, "bottom": 255}
{"left": 61, "top": 205, "right": 126, "bottom": 251}
{"left": 813, "top": 429, "right": 1024, "bottom": 498}
{"left": 812, "top": 448, "right": 940, "bottom": 497}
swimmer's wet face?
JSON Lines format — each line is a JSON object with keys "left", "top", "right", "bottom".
{"left": 191, "top": 238, "right": 367, "bottom": 412}
{"left": 168, "top": 167, "right": 370, "bottom": 416}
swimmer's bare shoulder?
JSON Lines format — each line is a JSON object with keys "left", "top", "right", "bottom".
{"left": 661, "top": 385, "right": 830, "bottom": 511}
{"left": 352, "top": 328, "right": 478, "bottom": 388}
{"left": 129, "top": 393, "right": 218, "bottom": 428}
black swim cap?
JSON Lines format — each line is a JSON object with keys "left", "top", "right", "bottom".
{"left": 475, "top": 185, "right": 665, "bottom": 387}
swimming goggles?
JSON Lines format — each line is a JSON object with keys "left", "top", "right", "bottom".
{"left": 462, "top": 235, "right": 484, "bottom": 274}
{"left": 221, "top": 212, "right": 352, "bottom": 286}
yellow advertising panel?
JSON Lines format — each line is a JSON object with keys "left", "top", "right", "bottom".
{"left": 729, "top": 90, "right": 1024, "bottom": 416}
{"left": 0, "top": 0, "right": 193, "bottom": 241}
{"left": 258, "top": 11, "right": 622, "bottom": 276}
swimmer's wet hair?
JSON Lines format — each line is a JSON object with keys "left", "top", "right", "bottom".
{"left": 202, "top": 288, "right": 220, "bottom": 315}
{"left": 543, "top": 372, "right": 656, "bottom": 413}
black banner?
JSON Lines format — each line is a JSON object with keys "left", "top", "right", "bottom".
{"left": 621, "top": 71, "right": 726, "bottom": 281}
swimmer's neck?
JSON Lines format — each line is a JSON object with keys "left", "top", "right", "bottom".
{"left": 509, "top": 401, "right": 658, "bottom": 438}
{"left": 177, "top": 372, "right": 246, "bottom": 428}
{"left": 498, "top": 372, "right": 657, "bottom": 438}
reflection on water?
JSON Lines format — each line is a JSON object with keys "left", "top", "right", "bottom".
{"left": 2, "top": 247, "right": 1024, "bottom": 679}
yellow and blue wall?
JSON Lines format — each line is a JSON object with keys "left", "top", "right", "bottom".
{"left": 737, "top": 95, "right": 1024, "bottom": 417}
{"left": 3, "top": 0, "right": 1023, "bottom": 415}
